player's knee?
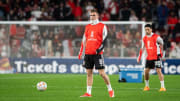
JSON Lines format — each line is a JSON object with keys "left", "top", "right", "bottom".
{"left": 99, "top": 72, "right": 103, "bottom": 76}
{"left": 156, "top": 69, "right": 162, "bottom": 74}
{"left": 87, "top": 73, "right": 93, "bottom": 77}
{"left": 145, "top": 71, "right": 149, "bottom": 74}
{"left": 99, "top": 72, "right": 106, "bottom": 77}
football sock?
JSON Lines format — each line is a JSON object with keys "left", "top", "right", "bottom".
{"left": 87, "top": 86, "right": 92, "bottom": 94}
{"left": 160, "top": 81, "right": 165, "bottom": 88}
{"left": 107, "top": 84, "right": 112, "bottom": 91}
{"left": 145, "top": 80, "right": 149, "bottom": 87}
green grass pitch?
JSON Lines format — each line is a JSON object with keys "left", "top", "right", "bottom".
{"left": 0, "top": 74, "right": 180, "bottom": 101}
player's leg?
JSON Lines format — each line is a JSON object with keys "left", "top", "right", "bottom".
{"left": 98, "top": 69, "right": 111, "bottom": 85}
{"left": 156, "top": 68, "right": 164, "bottom": 81}
{"left": 98, "top": 69, "right": 114, "bottom": 97}
{"left": 95, "top": 55, "right": 114, "bottom": 97}
{"left": 143, "top": 60, "right": 152, "bottom": 91}
{"left": 144, "top": 68, "right": 150, "bottom": 91}
{"left": 86, "top": 69, "right": 93, "bottom": 95}
{"left": 156, "top": 68, "right": 166, "bottom": 91}
{"left": 80, "top": 55, "right": 94, "bottom": 97}
{"left": 155, "top": 58, "right": 166, "bottom": 91}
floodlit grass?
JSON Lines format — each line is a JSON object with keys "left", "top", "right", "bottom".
{"left": 0, "top": 74, "right": 180, "bottom": 101}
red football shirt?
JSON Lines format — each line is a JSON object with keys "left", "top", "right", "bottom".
{"left": 84, "top": 23, "right": 105, "bottom": 55}
{"left": 79, "top": 22, "right": 106, "bottom": 55}
{"left": 143, "top": 33, "right": 162, "bottom": 60}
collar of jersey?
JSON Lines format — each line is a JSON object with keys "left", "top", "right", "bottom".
{"left": 90, "top": 19, "right": 99, "bottom": 25}
{"left": 147, "top": 32, "right": 153, "bottom": 37}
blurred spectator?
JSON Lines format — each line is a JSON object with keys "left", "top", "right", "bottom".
{"left": 119, "top": 5, "right": 130, "bottom": 21}
{"left": 31, "top": 31, "right": 40, "bottom": 43}
{"left": 17, "top": 8, "right": 26, "bottom": 20}
{"left": 9, "top": 9, "right": 17, "bottom": 20}
{"left": 24, "top": 4, "right": 32, "bottom": 20}
{"left": 0, "top": 26, "right": 5, "bottom": 39}
{"left": 15, "top": 25, "right": 26, "bottom": 39}
{"left": 129, "top": 10, "right": 138, "bottom": 29}
{"left": 100, "top": 10, "right": 110, "bottom": 21}
{"left": 31, "top": 4, "right": 42, "bottom": 20}
{"left": 112, "top": 49, "right": 120, "bottom": 57}
{"left": 48, "top": 31, "right": 54, "bottom": 40}
{"left": 169, "top": 42, "right": 180, "bottom": 58}
{"left": 167, "top": 11, "right": 178, "bottom": 34}
{"left": 134, "top": 31, "right": 141, "bottom": 47}
{"left": 146, "top": 0, "right": 154, "bottom": 21}
{"left": 119, "top": 0, "right": 130, "bottom": 9}
{"left": 53, "top": 2, "right": 67, "bottom": 21}
{"left": 108, "top": 25, "right": 116, "bottom": 47}
{"left": 74, "top": 25, "right": 83, "bottom": 38}
{"left": 103, "top": 0, "right": 111, "bottom": 9}
{"left": 20, "top": 37, "right": 31, "bottom": 57}
{"left": 52, "top": 34, "right": 63, "bottom": 57}
{"left": 53, "top": 34, "right": 59, "bottom": 46}
{"left": 67, "top": 0, "right": 76, "bottom": 16}
{"left": 96, "top": 0, "right": 104, "bottom": 14}
{"left": 172, "top": 19, "right": 180, "bottom": 42}
{"left": 10, "top": 39, "right": 20, "bottom": 57}
{"left": 141, "top": 0, "right": 147, "bottom": 8}
{"left": 128, "top": 47, "right": 136, "bottom": 57}
{"left": 85, "top": 1, "right": 94, "bottom": 18}
{"left": 0, "top": 39, "right": 9, "bottom": 57}
{"left": 141, "top": 8, "right": 147, "bottom": 21}
{"left": 40, "top": 31, "right": 48, "bottom": 47}
{"left": 54, "top": 41, "right": 63, "bottom": 57}
{"left": 74, "top": 2, "right": 82, "bottom": 20}
{"left": 122, "top": 30, "right": 132, "bottom": 47}
{"left": 130, "top": 0, "right": 141, "bottom": 20}
{"left": 157, "top": 1, "right": 169, "bottom": 29}
{"left": 58, "top": 29, "right": 65, "bottom": 40}
{"left": 0, "top": 1, "right": 5, "bottom": 20}
{"left": 174, "top": 0, "right": 180, "bottom": 17}
{"left": 167, "top": 0, "right": 175, "bottom": 11}
{"left": 108, "top": 0, "right": 119, "bottom": 20}
{"left": 116, "top": 29, "right": 123, "bottom": 41}
{"left": 64, "top": 1, "right": 73, "bottom": 20}
{"left": 32, "top": 40, "right": 43, "bottom": 57}
{"left": 115, "top": 29, "right": 124, "bottom": 48}
{"left": 47, "top": 39, "right": 54, "bottom": 57}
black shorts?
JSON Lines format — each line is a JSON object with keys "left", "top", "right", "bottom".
{"left": 83, "top": 54, "right": 105, "bottom": 69}
{"left": 145, "top": 58, "right": 162, "bottom": 69}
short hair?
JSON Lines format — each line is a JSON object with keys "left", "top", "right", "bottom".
{"left": 90, "top": 9, "right": 98, "bottom": 14}
{"left": 145, "top": 24, "right": 152, "bottom": 28}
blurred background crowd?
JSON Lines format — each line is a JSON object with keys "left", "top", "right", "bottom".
{"left": 0, "top": 0, "right": 179, "bottom": 58}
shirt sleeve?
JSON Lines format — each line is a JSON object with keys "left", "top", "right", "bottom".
{"left": 79, "top": 34, "right": 86, "bottom": 55}
{"left": 157, "top": 36, "right": 164, "bottom": 45}
{"left": 96, "top": 25, "right": 108, "bottom": 53}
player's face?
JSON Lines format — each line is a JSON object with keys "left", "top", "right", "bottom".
{"left": 90, "top": 12, "right": 99, "bottom": 20}
{"left": 145, "top": 27, "right": 152, "bottom": 35}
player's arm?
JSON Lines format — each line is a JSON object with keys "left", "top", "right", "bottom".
{"left": 157, "top": 36, "right": 165, "bottom": 59}
{"left": 96, "top": 25, "right": 108, "bottom": 54}
{"left": 78, "top": 34, "right": 86, "bottom": 60}
{"left": 137, "top": 42, "right": 145, "bottom": 63}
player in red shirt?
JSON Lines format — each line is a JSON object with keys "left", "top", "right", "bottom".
{"left": 78, "top": 9, "right": 114, "bottom": 97}
{"left": 137, "top": 24, "right": 166, "bottom": 91}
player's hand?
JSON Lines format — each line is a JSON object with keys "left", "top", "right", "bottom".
{"left": 78, "top": 52, "right": 82, "bottom": 60}
{"left": 158, "top": 54, "right": 166, "bottom": 61}
{"left": 137, "top": 58, "right": 140, "bottom": 63}
{"left": 96, "top": 49, "right": 100, "bottom": 54}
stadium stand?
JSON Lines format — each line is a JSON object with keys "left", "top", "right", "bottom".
{"left": 0, "top": 0, "right": 179, "bottom": 58}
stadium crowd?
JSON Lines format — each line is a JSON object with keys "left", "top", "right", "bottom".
{"left": 0, "top": 0, "right": 179, "bottom": 58}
